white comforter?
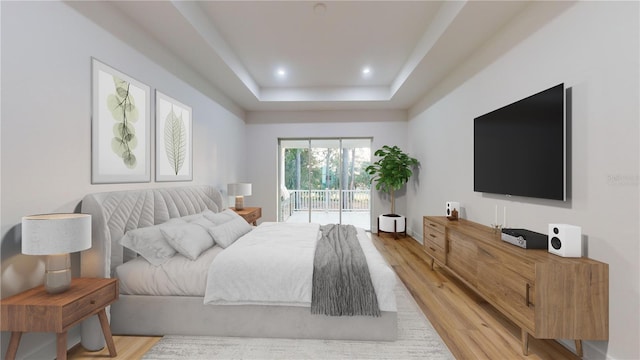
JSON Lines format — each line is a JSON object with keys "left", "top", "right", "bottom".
{"left": 203, "top": 222, "right": 397, "bottom": 312}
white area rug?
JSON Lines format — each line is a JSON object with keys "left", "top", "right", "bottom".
{"left": 142, "top": 280, "right": 453, "bottom": 359}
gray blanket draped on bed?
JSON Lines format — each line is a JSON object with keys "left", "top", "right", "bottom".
{"left": 311, "top": 224, "right": 381, "bottom": 317}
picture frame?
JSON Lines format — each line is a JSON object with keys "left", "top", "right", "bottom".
{"left": 91, "top": 58, "right": 151, "bottom": 183}
{"left": 155, "top": 90, "right": 193, "bottom": 182}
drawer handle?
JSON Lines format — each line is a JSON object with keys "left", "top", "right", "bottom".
{"left": 525, "top": 283, "right": 531, "bottom": 307}
{"left": 429, "top": 223, "right": 437, "bottom": 227}
{"left": 430, "top": 234, "right": 436, "bottom": 238}
{"left": 429, "top": 247, "right": 437, "bottom": 252}
{"left": 90, "top": 300, "right": 96, "bottom": 305}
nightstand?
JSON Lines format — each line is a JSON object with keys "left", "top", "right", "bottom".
{"left": 231, "top": 207, "right": 262, "bottom": 225}
{"left": 0, "top": 278, "right": 118, "bottom": 360}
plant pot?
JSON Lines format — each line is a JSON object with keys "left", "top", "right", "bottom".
{"left": 377, "top": 214, "right": 406, "bottom": 236}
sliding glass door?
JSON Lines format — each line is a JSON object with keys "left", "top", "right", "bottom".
{"left": 279, "top": 138, "right": 372, "bottom": 230}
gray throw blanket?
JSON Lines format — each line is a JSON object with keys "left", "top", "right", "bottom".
{"left": 311, "top": 224, "right": 380, "bottom": 317}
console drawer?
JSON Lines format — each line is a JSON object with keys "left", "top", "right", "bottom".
{"left": 424, "top": 238, "right": 446, "bottom": 264}
{"left": 424, "top": 228, "right": 446, "bottom": 249}
{"left": 424, "top": 218, "right": 445, "bottom": 235}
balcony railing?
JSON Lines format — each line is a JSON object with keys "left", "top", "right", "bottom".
{"left": 280, "top": 189, "right": 370, "bottom": 221}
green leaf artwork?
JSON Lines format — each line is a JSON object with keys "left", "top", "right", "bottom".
{"left": 164, "top": 106, "right": 186, "bottom": 175}
{"left": 107, "top": 76, "right": 139, "bottom": 169}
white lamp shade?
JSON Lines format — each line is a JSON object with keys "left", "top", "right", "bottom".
{"left": 227, "top": 183, "right": 252, "bottom": 197}
{"left": 22, "top": 213, "right": 91, "bottom": 255}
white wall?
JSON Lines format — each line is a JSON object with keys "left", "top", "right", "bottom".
{"left": 0, "top": 2, "right": 245, "bottom": 358}
{"left": 407, "top": 2, "right": 639, "bottom": 359}
{"left": 245, "top": 110, "right": 408, "bottom": 224}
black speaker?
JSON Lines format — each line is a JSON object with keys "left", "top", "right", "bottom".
{"left": 548, "top": 224, "right": 582, "bottom": 257}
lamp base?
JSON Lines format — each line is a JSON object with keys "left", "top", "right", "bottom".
{"left": 45, "top": 254, "right": 71, "bottom": 294}
{"left": 235, "top": 196, "right": 245, "bottom": 210}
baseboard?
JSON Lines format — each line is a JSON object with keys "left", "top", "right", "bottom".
{"left": 406, "top": 227, "right": 422, "bottom": 244}
{"left": 558, "top": 339, "right": 613, "bottom": 360}
{"left": 406, "top": 228, "right": 423, "bottom": 245}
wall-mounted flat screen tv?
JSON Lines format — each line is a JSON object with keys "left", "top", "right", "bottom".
{"left": 474, "top": 83, "right": 567, "bottom": 201}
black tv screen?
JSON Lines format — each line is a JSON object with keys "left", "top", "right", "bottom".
{"left": 474, "top": 83, "right": 566, "bottom": 201}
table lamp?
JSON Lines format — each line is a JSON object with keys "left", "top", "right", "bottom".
{"left": 227, "top": 183, "right": 252, "bottom": 210}
{"left": 22, "top": 213, "right": 92, "bottom": 294}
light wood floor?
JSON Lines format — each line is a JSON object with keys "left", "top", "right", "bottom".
{"left": 68, "top": 335, "right": 160, "bottom": 359}
{"left": 69, "top": 233, "right": 578, "bottom": 360}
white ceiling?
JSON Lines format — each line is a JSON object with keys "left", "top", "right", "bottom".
{"left": 70, "top": 1, "right": 534, "bottom": 113}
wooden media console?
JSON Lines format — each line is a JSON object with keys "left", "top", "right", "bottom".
{"left": 423, "top": 216, "right": 608, "bottom": 357}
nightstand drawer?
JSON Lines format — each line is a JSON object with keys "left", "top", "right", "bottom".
{"left": 231, "top": 207, "right": 262, "bottom": 225}
{"left": 62, "top": 280, "right": 117, "bottom": 328}
{"left": 244, "top": 208, "right": 261, "bottom": 224}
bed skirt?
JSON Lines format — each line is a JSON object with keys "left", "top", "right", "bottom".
{"left": 107, "top": 294, "right": 397, "bottom": 341}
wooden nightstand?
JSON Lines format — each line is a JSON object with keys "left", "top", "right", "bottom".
{"left": 231, "top": 207, "right": 262, "bottom": 225}
{"left": 0, "top": 278, "right": 118, "bottom": 360}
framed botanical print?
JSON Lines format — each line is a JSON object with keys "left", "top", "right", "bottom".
{"left": 91, "top": 58, "right": 151, "bottom": 183}
{"left": 155, "top": 90, "right": 193, "bottom": 182}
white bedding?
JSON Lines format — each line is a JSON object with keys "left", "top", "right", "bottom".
{"left": 116, "top": 245, "right": 223, "bottom": 296}
{"left": 203, "top": 222, "right": 397, "bottom": 312}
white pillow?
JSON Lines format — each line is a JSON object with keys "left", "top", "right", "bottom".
{"left": 119, "top": 218, "right": 184, "bottom": 266}
{"left": 160, "top": 220, "right": 215, "bottom": 260}
{"left": 207, "top": 217, "right": 252, "bottom": 248}
{"left": 203, "top": 208, "right": 240, "bottom": 225}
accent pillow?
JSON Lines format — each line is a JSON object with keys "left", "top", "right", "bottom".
{"left": 119, "top": 218, "right": 184, "bottom": 266}
{"left": 160, "top": 220, "right": 215, "bottom": 260}
{"left": 203, "top": 208, "right": 241, "bottom": 226}
{"left": 207, "top": 217, "right": 252, "bottom": 248}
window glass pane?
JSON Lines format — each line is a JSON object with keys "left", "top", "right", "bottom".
{"left": 279, "top": 138, "right": 371, "bottom": 230}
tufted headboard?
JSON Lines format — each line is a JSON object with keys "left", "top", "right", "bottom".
{"left": 80, "top": 186, "right": 225, "bottom": 278}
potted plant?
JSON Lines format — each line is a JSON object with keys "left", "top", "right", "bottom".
{"left": 365, "top": 145, "right": 419, "bottom": 235}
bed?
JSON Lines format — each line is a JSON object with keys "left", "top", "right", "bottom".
{"left": 79, "top": 186, "right": 397, "bottom": 351}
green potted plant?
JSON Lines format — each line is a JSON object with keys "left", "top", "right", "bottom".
{"left": 365, "top": 145, "right": 419, "bottom": 234}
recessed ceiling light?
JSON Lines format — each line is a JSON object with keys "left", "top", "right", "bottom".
{"left": 276, "top": 68, "right": 287, "bottom": 77}
{"left": 362, "top": 67, "right": 372, "bottom": 77}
